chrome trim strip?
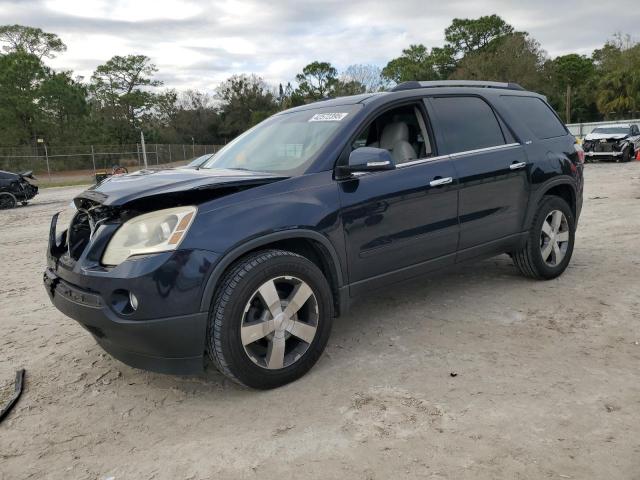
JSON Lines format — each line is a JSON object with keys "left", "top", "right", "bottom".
{"left": 395, "top": 154, "right": 450, "bottom": 168}
{"left": 350, "top": 143, "right": 522, "bottom": 174}
{"left": 449, "top": 143, "right": 521, "bottom": 158}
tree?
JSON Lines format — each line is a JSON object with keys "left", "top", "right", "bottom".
{"left": 592, "top": 36, "right": 640, "bottom": 118}
{"left": 341, "top": 64, "right": 388, "bottom": 92}
{"left": 546, "top": 54, "right": 595, "bottom": 122}
{"left": 38, "top": 71, "right": 90, "bottom": 144}
{"left": 382, "top": 44, "right": 443, "bottom": 83}
{"left": 332, "top": 79, "right": 366, "bottom": 97}
{"left": 450, "top": 33, "right": 546, "bottom": 91}
{"left": 0, "top": 24, "right": 66, "bottom": 59}
{"left": 295, "top": 61, "right": 338, "bottom": 101}
{"left": 444, "top": 14, "right": 514, "bottom": 57}
{"left": 0, "top": 51, "right": 48, "bottom": 144}
{"left": 90, "top": 55, "right": 162, "bottom": 142}
{"left": 216, "top": 74, "right": 277, "bottom": 139}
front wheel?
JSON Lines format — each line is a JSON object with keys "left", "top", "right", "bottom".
{"left": 512, "top": 196, "right": 575, "bottom": 280}
{"left": 207, "top": 249, "right": 333, "bottom": 389}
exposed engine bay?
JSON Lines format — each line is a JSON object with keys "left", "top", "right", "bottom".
{"left": 582, "top": 124, "right": 640, "bottom": 162}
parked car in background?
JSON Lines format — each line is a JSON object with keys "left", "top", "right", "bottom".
{"left": 44, "top": 80, "right": 583, "bottom": 389}
{"left": 582, "top": 124, "right": 640, "bottom": 162}
{"left": 179, "top": 153, "right": 214, "bottom": 169}
{"left": 0, "top": 170, "right": 38, "bottom": 209}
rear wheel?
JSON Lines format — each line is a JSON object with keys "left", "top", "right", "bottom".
{"left": 207, "top": 249, "right": 333, "bottom": 389}
{"left": 512, "top": 196, "right": 575, "bottom": 280}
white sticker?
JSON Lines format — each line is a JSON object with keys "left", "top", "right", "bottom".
{"left": 308, "top": 112, "right": 349, "bottom": 122}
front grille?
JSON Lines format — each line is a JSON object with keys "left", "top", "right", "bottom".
{"left": 594, "top": 143, "right": 613, "bottom": 152}
{"left": 68, "top": 211, "right": 92, "bottom": 260}
{"left": 66, "top": 200, "right": 117, "bottom": 260}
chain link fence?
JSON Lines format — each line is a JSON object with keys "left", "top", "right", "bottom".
{"left": 0, "top": 143, "right": 224, "bottom": 187}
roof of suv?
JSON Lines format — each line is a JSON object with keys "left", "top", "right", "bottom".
{"left": 282, "top": 81, "right": 543, "bottom": 114}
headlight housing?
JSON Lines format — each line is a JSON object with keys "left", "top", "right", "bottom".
{"left": 102, "top": 206, "right": 197, "bottom": 266}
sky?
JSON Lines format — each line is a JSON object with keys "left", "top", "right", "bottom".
{"left": 2, "top": 0, "right": 639, "bottom": 92}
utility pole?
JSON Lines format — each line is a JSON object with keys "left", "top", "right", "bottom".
{"left": 140, "top": 130, "right": 148, "bottom": 169}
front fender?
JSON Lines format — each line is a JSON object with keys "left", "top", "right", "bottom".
{"left": 198, "top": 229, "right": 346, "bottom": 312}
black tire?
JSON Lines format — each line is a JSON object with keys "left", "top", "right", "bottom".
{"left": 0, "top": 193, "right": 17, "bottom": 209}
{"left": 622, "top": 148, "right": 632, "bottom": 163}
{"left": 512, "top": 196, "right": 575, "bottom": 280}
{"left": 207, "top": 249, "right": 333, "bottom": 389}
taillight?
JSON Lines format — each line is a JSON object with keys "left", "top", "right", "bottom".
{"left": 574, "top": 143, "right": 585, "bottom": 164}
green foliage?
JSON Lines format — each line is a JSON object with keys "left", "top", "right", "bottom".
{"left": 90, "top": 55, "right": 162, "bottom": 142}
{"left": 450, "top": 33, "right": 546, "bottom": 91}
{"left": 593, "top": 36, "right": 640, "bottom": 118}
{"left": 295, "top": 61, "right": 338, "bottom": 101}
{"left": 444, "top": 14, "right": 514, "bottom": 57}
{"left": 216, "top": 74, "right": 278, "bottom": 139}
{"left": 0, "top": 51, "right": 48, "bottom": 144}
{"left": 1, "top": 20, "right": 639, "bottom": 150}
{"left": 382, "top": 44, "right": 443, "bottom": 83}
{"left": 0, "top": 24, "right": 66, "bottom": 59}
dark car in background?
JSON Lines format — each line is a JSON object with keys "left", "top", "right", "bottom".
{"left": 0, "top": 170, "right": 38, "bottom": 209}
{"left": 582, "top": 124, "right": 640, "bottom": 162}
{"left": 44, "top": 80, "right": 584, "bottom": 389}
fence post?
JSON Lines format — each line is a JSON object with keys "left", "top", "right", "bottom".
{"left": 43, "top": 143, "right": 51, "bottom": 183}
{"left": 140, "top": 131, "right": 148, "bottom": 169}
{"left": 168, "top": 144, "right": 172, "bottom": 163}
{"left": 183, "top": 144, "right": 186, "bottom": 160}
{"left": 155, "top": 143, "right": 159, "bottom": 165}
{"left": 136, "top": 143, "right": 141, "bottom": 166}
{"left": 90, "top": 145, "right": 97, "bottom": 175}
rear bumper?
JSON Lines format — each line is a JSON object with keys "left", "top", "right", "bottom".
{"left": 44, "top": 267, "right": 209, "bottom": 375}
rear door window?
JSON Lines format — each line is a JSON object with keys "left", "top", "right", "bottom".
{"left": 430, "top": 96, "right": 506, "bottom": 154}
{"left": 502, "top": 95, "right": 567, "bottom": 139}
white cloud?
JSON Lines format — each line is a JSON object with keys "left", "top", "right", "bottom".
{"left": 1, "top": 0, "right": 639, "bottom": 91}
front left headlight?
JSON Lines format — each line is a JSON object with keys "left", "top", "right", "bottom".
{"left": 102, "top": 206, "right": 197, "bottom": 266}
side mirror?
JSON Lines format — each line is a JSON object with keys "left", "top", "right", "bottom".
{"left": 337, "top": 147, "right": 395, "bottom": 178}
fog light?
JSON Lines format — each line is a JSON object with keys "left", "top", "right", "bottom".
{"left": 129, "top": 292, "right": 139, "bottom": 311}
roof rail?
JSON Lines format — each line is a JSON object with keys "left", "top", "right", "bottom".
{"left": 390, "top": 80, "right": 525, "bottom": 92}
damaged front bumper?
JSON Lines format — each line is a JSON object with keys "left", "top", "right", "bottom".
{"left": 44, "top": 213, "right": 219, "bottom": 375}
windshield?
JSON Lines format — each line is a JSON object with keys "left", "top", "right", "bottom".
{"left": 202, "top": 105, "right": 360, "bottom": 175}
{"left": 591, "top": 127, "right": 629, "bottom": 135}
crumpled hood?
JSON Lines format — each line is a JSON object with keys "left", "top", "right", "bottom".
{"left": 584, "top": 133, "right": 628, "bottom": 141}
{"left": 76, "top": 168, "right": 286, "bottom": 206}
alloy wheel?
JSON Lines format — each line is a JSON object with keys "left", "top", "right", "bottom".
{"left": 540, "top": 209, "right": 570, "bottom": 267}
{"left": 241, "top": 276, "right": 319, "bottom": 370}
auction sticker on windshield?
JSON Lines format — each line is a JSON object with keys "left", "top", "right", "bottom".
{"left": 308, "top": 113, "right": 349, "bottom": 122}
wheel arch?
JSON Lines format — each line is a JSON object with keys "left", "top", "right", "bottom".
{"left": 200, "top": 230, "right": 347, "bottom": 316}
{"left": 526, "top": 178, "right": 577, "bottom": 227}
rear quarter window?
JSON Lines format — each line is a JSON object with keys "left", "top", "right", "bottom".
{"left": 502, "top": 95, "right": 567, "bottom": 140}
{"left": 430, "top": 96, "right": 506, "bottom": 154}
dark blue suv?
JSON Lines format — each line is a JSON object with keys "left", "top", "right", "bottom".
{"left": 44, "top": 81, "right": 584, "bottom": 389}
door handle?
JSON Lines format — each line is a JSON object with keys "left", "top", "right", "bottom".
{"left": 510, "top": 162, "right": 527, "bottom": 170}
{"left": 429, "top": 177, "right": 453, "bottom": 187}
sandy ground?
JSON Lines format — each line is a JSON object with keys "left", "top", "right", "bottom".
{"left": 1, "top": 162, "right": 639, "bottom": 480}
